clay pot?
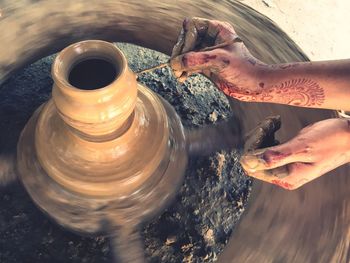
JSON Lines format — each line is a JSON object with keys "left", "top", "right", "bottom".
{"left": 17, "top": 40, "right": 188, "bottom": 262}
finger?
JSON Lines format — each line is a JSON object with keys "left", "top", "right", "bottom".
{"left": 170, "top": 49, "right": 226, "bottom": 74}
{"left": 244, "top": 165, "right": 289, "bottom": 183}
{"left": 170, "top": 50, "right": 221, "bottom": 81}
{"left": 172, "top": 17, "right": 204, "bottom": 58}
{"left": 207, "top": 20, "right": 237, "bottom": 45}
{"left": 171, "top": 26, "right": 186, "bottom": 58}
{"left": 181, "top": 18, "right": 199, "bottom": 55}
{"left": 245, "top": 162, "right": 315, "bottom": 190}
{"left": 240, "top": 138, "right": 313, "bottom": 172}
{"left": 172, "top": 18, "right": 238, "bottom": 58}
{"left": 268, "top": 162, "right": 321, "bottom": 190}
{"left": 273, "top": 162, "right": 319, "bottom": 190}
{"left": 279, "top": 156, "right": 348, "bottom": 190}
{"left": 244, "top": 115, "right": 281, "bottom": 152}
{"left": 180, "top": 17, "right": 215, "bottom": 55}
{"left": 191, "top": 17, "right": 211, "bottom": 36}
{"left": 192, "top": 17, "right": 238, "bottom": 44}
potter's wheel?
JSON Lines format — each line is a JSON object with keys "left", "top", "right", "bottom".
{"left": 0, "top": 41, "right": 251, "bottom": 262}
{"left": 0, "top": 1, "right": 349, "bottom": 262}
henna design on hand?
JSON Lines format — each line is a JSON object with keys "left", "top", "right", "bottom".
{"left": 216, "top": 79, "right": 261, "bottom": 102}
{"left": 269, "top": 79, "right": 325, "bottom": 106}
{"left": 216, "top": 78, "right": 325, "bottom": 107}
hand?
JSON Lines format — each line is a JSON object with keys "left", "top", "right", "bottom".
{"left": 240, "top": 118, "right": 350, "bottom": 190}
{"left": 170, "top": 17, "right": 268, "bottom": 101}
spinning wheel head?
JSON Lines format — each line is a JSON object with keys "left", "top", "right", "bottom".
{"left": 17, "top": 41, "right": 188, "bottom": 237}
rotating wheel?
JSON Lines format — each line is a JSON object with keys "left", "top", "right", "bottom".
{"left": 0, "top": 1, "right": 349, "bottom": 262}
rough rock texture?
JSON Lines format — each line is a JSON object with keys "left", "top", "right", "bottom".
{"left": 0, "top": 43, "right": 251, "bottom": 263}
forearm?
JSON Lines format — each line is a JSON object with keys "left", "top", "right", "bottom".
{"left": 256, "top": 59, "right": 350, "bottom": 110}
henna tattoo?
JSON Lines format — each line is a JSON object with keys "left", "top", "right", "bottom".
{"left": 217, "top": 80, "right": 263, "bottom": 102}
{"left": 216, "top": 78, "right": 325, "bottom": 107}
{"left": 182, "top": 54, "right": 217, "bottom": 67}
{"left": 270, "top": 79, "right": 325, "bottom": 106}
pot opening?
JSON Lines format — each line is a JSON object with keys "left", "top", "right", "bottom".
{"left": 68, "top": 58, "right": 118, "bottom": 90}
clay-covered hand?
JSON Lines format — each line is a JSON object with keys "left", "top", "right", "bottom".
{"left": 170, "top": 17, "right": 267, "bottom": 101}
{"left": 240, "top": 118, "right": 350, "bottom": 190}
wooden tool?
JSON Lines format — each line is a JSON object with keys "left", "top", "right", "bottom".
{"left": 137, "top": 38, "right": 242, "bottom": 74}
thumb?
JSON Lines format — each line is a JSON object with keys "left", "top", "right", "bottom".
{"left": 170, "top": 50, "right": 223, "bottom": 77}
{"left": 240, "top": 138, "right": 311, "bottom": 172}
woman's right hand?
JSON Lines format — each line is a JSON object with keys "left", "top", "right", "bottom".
{"left": 170, "top": 17, "right": 269, "bottom": 102}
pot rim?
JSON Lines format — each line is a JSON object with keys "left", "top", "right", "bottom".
{"left": 51, "top": 40, "right": 128, "bottom": 95}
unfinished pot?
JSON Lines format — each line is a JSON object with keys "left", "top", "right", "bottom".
{"left": 16, "top": 40, "right": 188, "bottom": 262}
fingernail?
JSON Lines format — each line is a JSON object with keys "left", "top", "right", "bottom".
{"left": 240, "top": 154, "right": 265, "bottom": 171}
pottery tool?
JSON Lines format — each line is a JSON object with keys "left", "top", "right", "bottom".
{"left": 136, "top": 38, "right": 242, "bottom": 74}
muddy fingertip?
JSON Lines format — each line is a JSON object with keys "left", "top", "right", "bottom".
{"left": 170, "top": 56, "right": 183, "bottom": 73}
{"left": 240, "top": 154, "right": 262, "bottom": 172}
